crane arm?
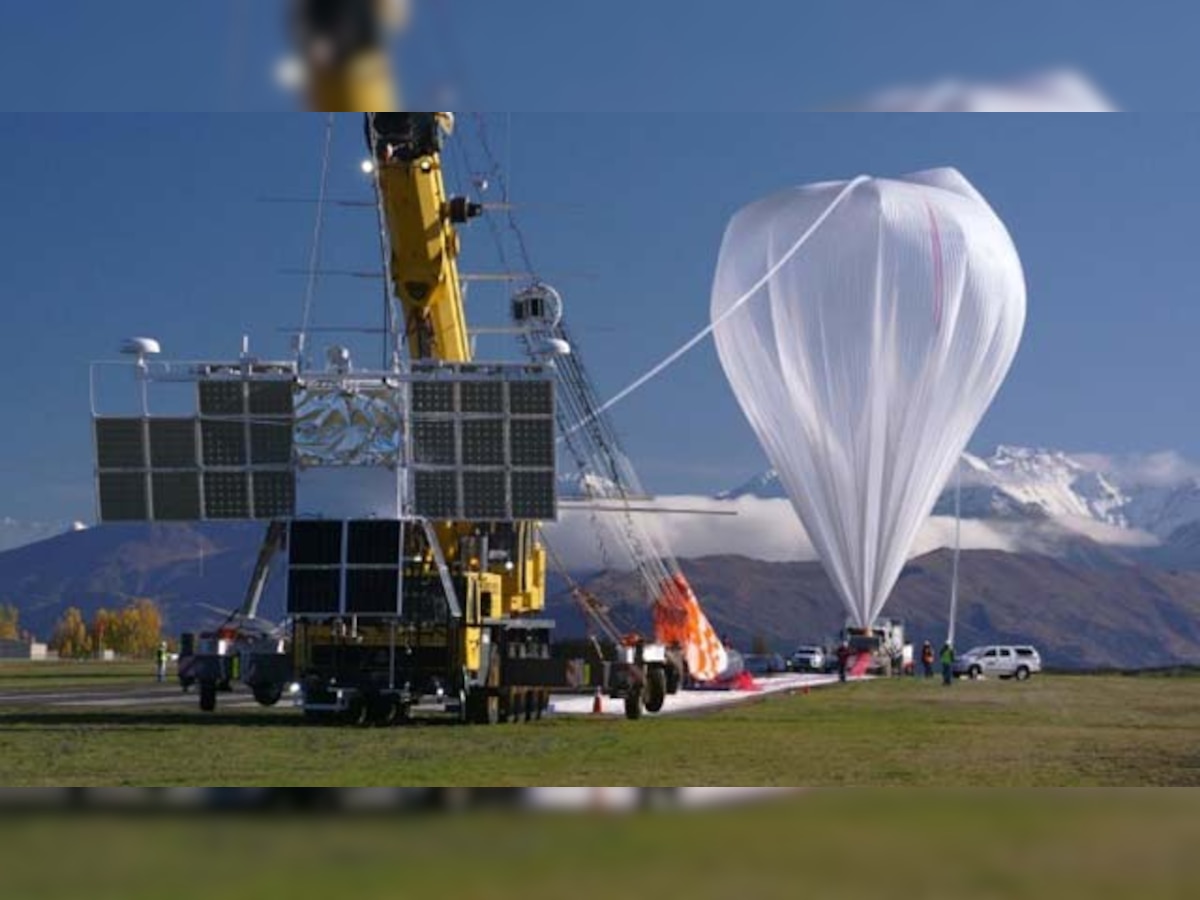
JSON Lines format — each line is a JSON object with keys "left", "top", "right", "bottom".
{"left": 367, "top": 113, "right": 480, "bottom": 362}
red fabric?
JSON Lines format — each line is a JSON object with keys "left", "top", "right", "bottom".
{"left": 849, "top": 653, "right": 873, "bottom": 677}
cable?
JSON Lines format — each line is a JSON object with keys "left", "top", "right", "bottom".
{"left": 562, "top": 175, "right": 870, "bottom": 438}
{"left": 296, "top": 113, "right": 337, "bottom": 369}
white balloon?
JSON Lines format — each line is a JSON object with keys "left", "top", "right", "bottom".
{"left": 712, "top": 168, "right": 1025, "bottom": 628}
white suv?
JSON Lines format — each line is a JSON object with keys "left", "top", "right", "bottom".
{"left": 953, "top": 645, "right": 1041, "bottom": 681}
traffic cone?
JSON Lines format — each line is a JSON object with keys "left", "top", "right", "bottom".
{"left": 591, "top": 689, "right": 603, "bottom": 715}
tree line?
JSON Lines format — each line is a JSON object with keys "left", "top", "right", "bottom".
{"left": 48, "top": 598, "right": 165, "bottom": 659}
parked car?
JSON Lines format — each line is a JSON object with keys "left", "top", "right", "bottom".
{"left": 952, "top": 645, "right": 1042, "bottom": 681}
{"left": 790, "top": 645, "right": 827, "bottom": 672}
{"left": 743, "top": 653, "right": 788, "bottom": 677}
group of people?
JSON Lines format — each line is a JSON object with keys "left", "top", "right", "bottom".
{"left": 922, "top": 639, "right": 956, "bottom": 685}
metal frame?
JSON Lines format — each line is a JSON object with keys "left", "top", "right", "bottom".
{"left": 91, "top": 356, "right": 556, "bottom": 525}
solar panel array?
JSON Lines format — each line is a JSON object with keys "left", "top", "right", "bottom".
{"left": 94, "top": 380, "right": 295, "bottom": 522}
{"left": 286, "top": 520, "right": 403, "bottom": 616}
{"left": 410, "top": 377, "right": 557, "bottom": 521}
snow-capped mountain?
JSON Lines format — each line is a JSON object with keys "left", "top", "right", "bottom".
{"left": 720, "top": 446, "right": 1200, "bottom": 542}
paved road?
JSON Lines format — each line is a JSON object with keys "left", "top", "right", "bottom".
{"left": 0, "top": 683, "right": 264, "bottom": 710}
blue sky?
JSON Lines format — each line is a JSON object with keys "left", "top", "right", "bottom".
{"left": 1, "top": 1, "right": 1197, "bottom": 110}
{"left": 1, "top": 113, "right": 1199, "bottom": 524}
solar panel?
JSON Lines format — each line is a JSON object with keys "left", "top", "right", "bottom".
{"left": 152, "top": 472, "right": 202, "bottom": 520}
{"left": 462, "top": 471, "right": 507, "bottom": 519}
{"left": 462, "top": 419, "right": 505, "bottom": 466}
{"left": 411, "top": 381, "right": 455, "bottom": 414}
{"left": 247, "top": 381, "right": 294, "bottom": 416}
{"left": 509, "top": 381, "right": 554, "bottom": 416}
{"left": 348, "top": 520, "right": 402, "bottom": 565}
{"left": 345, "top": 569, "right": 400, "bottom": 614}
{"left": 252, "top": 471, "right": 295, "bottom": 518}
{"left": 201, "top": 420, "right": 247, "bottom": 467}
{"left": 198, "top": 382, "right": 245, "bottom": 416}
{"left": 413, "top": 470, "right": 459, "bottom": 519}
{"left": 250, "top": 421, "right": 292, "bottom": 465}
{"left": 95, "top": 419, "right": 146, "bottom": 469}
{"left": 203, "top": 471, "right": 250, "bottom": 519}
{"left": 510, "top": 418, "right": 554, "bottom": 468}
{"left": 461, "top": 380, "right": 504, "bottom": 414}
{"left": 148, "top": 419, "right": 197, "bottom": 469}
{"left": 289, "top": 520, "right": 344, "bottom": 566}
{"left": 412, "top": 420, "right": 457, "bottom": 466}
{"left": 98, "top": 472, "right": 149, "bottom": 521}
{"left": 511, "top": 471, "right": 557, "bottom": 520}
{"left": 287, "top": 569, "right": 341, "bottom": 615}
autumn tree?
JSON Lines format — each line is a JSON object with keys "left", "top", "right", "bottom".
{"left": 91, "top": 599, "right": 164, "bottom": 657}
{"left": 50, "top": 607, "right": 92, "bottom": 659}
{"left": 0, "top": 603, "right": 18, "bottom": 641}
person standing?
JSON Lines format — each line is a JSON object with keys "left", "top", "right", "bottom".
{"left": 940, "top": 642, "right": 955, "bottom": 686}
{"left": 836, "top": 641, "right": 851, "bottom": 683}
{"left": 921, "top": 640, "right": 935, "bottom": 678}
{"left": 155, "top": 642, "right": 168, "bottom": 684}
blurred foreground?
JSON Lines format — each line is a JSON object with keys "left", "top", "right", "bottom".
{"left": 1, "top": 791, "right": 1197, "bottom": 900}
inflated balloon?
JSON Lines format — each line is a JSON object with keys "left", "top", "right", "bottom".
{"left": 711, "top": 169, "right": 1025, "bottom": 628}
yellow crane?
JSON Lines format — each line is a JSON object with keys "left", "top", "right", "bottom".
{"left": 285, "top": 114, "right": 558, "bottom": 726}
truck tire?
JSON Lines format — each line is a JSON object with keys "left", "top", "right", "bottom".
{"left": 252, "top": 684, "right": 283, "bottom": 707}
{"left": 969, "top": 665, "right": 982, "bottom": 680}
{"left": 624, "top": 691, "right": 643, "bottom": 721}
{"left": 199, "top": 681, "right": 217, "bottom": 713}
{"left": 644, "top": 666, "right": 667, "bottom": 714}
{"left": 343, "top": 695, "right": 367, "bottom": 727}
{"left": 466, "top": 689, "right": 499, "bottom": 725}
{"left": 366, "top": 693, "right": 398, "bottom": 727}
{"left": 1014, "top": 666, "right": 1031, "bottom": 682}
{"left": 665, "top": 663, "right": 683, "bottom": 695}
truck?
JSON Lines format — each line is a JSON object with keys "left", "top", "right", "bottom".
{"left": 842, "top": 618, "right": 913, "bottom": 676}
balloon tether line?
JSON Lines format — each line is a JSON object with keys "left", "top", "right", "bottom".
{"left": 560, "top": 176, "right": 870, "bottom": 439}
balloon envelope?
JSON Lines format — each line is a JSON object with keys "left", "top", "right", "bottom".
{"left": 711, "top": 169, "right": 1025, "bottom": 628}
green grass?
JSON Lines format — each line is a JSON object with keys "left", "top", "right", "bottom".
{"left": 2, "top": 674, "right": 1200, "bottom": 786}
{"left": 0, "top": 659, "right": 151, "bottom": 691}
{"left": 4, "top": 793, "right": 1200, "bottom": 900}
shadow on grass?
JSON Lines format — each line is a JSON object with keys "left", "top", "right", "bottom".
{"left": 0, "top": 710, "right": 483, "bottom": 731}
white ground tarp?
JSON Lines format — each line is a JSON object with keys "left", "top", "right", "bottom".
{"left": 712, "top": 169, "right": 1025, "bottom": 627}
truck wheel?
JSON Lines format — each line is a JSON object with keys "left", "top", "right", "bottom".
{"left": 624, "top": 691, "right": 643, "bottom": 721}
{"left": 366, "top": 693, "right": 397, "bottom": 727}
{"left": 1015, "top": 666, "right": 1031, "bottom": 682}
{"left": 252, "top": 684, "right": 283, "bottom": 707}
{"left": 969, "top": 665, "right": 982, "bottom": 680}
{"left": 466, "top": 689, "right": 499, "bottom": 725}
{"left": 644, "top": 667, "right": 667, "bottom": 714}
{"left": 665, "top": 664, "right": 682, "bottom": 695}
{"left": 199, "top": 681, "right": 217, "bottom": 713}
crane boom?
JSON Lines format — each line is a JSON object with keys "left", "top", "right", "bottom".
{"left": 368, "top": 114, "right": 475, "bottom": 361}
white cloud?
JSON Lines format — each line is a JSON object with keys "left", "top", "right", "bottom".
{"left": 543, "top": 494, "right": 1156, "bottom": 570}
{"left": 1073, "top": 451, "right": 1200, "bottom": 488}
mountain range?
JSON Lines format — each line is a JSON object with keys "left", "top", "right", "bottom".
{"left": 2, "top": 446, "right": 1200, "bottom": 669}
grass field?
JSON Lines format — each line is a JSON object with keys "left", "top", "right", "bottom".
{"left": 0, "top": 659, "right": 149, "bottom": 690}
{"left": 2, "top": 665, "right": 1199, "bottom": 786}
{"left": 4, "top": 793, "right": 1200, "bottom": 900}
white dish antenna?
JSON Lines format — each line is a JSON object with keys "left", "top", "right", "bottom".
{"left": 120, "top": 337, "right": 161, "bottom": 357}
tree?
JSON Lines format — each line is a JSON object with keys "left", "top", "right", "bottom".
{"left": 90, "top": 599, "right": 164, "bottom": 657}
{"left": 50, "top": 607, "right": 91, "bottom": 659}
{"left": 0, "top": 603, "right": 18, "bottom": 641}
